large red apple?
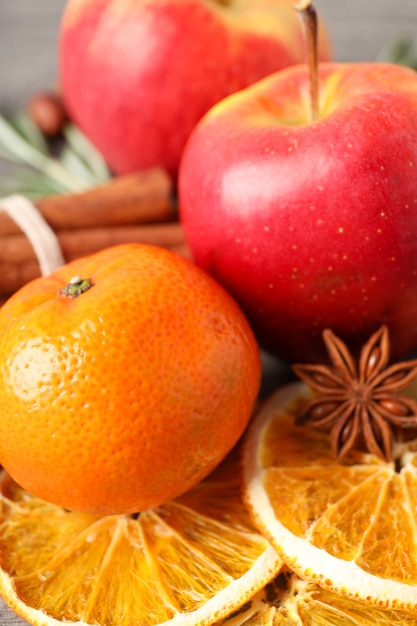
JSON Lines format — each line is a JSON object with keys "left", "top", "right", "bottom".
{"left": 179, "top": 62, "right": 417, "bottom": 363}
{"left": 58, "top": 0, "right": 331, "bottom": 179}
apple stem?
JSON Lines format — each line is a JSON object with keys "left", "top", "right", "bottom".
{"left": 295, "top": 0, "right": 319, "bottom": 122}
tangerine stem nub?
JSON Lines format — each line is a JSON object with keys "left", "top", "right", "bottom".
{"left": 60, "top": 276, "right": 94, "bottom": 298}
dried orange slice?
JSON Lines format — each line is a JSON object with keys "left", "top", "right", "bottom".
{"left": 214, "top": 568, "right": 417, "bottom": 625}
{"left": 242, "top": 382, "right": 417, "bottom": 610}
{"left": 0, "top": 449, "right": 281, "bottom": 626}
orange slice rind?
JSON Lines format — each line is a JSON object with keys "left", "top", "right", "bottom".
{"left": 214, "top": 568, "right": 417, "bottom": 625}
{"left": 242, "top": 382, "right": 417, "bottom": 610}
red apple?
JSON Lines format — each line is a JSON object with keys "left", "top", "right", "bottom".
{"left": 58, "top": 0, "right": 331, "bottom": 179}
{"left": 179, "top": 62, "right": 417, "bottom": 363}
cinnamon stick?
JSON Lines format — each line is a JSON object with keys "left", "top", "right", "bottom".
{"left": 0, "top": 222, "right": 190, "bottom": 294}
{"left": 0, "top": 168, "right": 175, "bottom": 236}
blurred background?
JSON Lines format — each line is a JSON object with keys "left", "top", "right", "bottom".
{"left": 0, "top": 0, "right": 416, "bottom": 113}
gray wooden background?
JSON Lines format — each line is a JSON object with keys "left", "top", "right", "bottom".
{"left": 0, "top": 0, "right": 416, "bottom": 624}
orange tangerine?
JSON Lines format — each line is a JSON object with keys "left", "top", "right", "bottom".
{"left": 0, "top": 243, "right": 261, "bottom": 515}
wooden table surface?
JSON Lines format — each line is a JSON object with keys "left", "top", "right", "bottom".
{"left": 0, "top": 0, "right": 417, "bottom": 624}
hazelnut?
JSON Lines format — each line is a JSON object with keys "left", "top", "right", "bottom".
{"left": 27, "top": 92, "right": 68, "bottom": 137}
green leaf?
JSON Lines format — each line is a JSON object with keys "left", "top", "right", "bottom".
{"left": 376, "top": 37, "right": 417, "bottom": 70}
{"left": 10, "top": 113, "right": 49, "bottom": 155}
{"left": 63, "top": 124, "right": 111, "bottom": 182}
{"left": 0, "top": 111, "right": 111, "bottom": 198}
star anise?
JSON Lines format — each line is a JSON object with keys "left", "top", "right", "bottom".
{"left": 292, "top": 325, "right": 417, "bottom": 462}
